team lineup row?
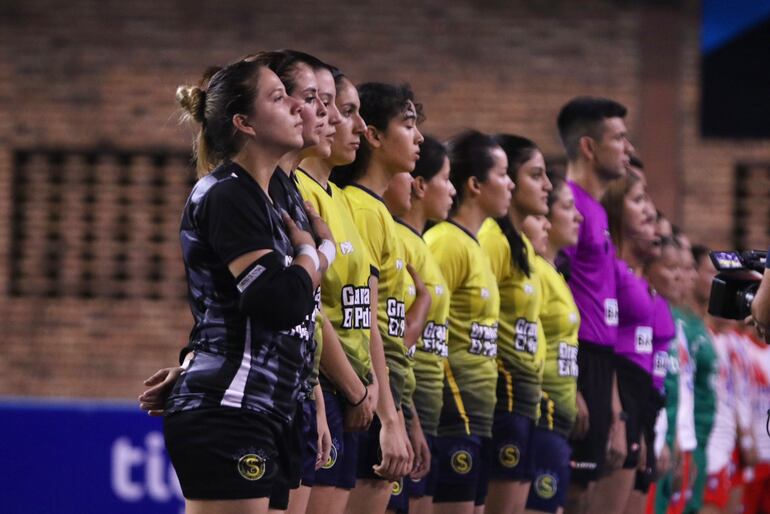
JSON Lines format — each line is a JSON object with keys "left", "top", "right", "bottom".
{"left": 135, "top": 50, "right": 770, "bottom": 514}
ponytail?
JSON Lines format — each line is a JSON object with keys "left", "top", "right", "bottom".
{"left": 495, "top": 216, "right": 530, "bottom": 277}
{"left": 176, "top": 59, "right": 265, "bottom": 176}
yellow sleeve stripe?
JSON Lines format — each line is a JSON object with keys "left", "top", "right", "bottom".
{"left": 541, "top": 391, "right": 555, "bottom": 430}
{"left": 444, "top": 360, "right": 471, "bottom": 435}
{"left": 497, "top": 360, "right": 514, "bottom": 412}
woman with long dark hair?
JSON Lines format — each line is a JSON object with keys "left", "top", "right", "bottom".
{"left": 296, "top": 67, "right": 380, "bottom": 514}
{"left": 520, "top": 173, "right": 583, "bottom": 514}
{"left": 478, "top": 134, "right": 552, "bottom": 514}
{"left": 333, "top": 82, "right": 424, "bottom": 514}
{"left": 384, "top": 135, "right": 456, "bottom": 514}
{"left": 425, "top": 130, "right": 513, "bottom": 514}
{"left": 165, "top": 56, "right": 331, "bottom": 514}
{"left": 592, "top": 169, "right": 659, "bottom": 514}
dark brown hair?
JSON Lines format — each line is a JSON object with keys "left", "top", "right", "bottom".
{"left": 601, "top": 168, "right": 644, "bottom": 250}
{"left": 493, "top": 134, "right": 541, "bottom": 277}
{"left": 330, "top": 82, "right": 423, "bottom": 187}
{"left": 177, "top": 57, "right": 269, "bottom": 176}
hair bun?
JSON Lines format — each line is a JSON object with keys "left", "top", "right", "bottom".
{"left": 176, "top": 85, "right": 206, "bottom": 123}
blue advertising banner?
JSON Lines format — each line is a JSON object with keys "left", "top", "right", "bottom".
{"left": 0, "top": 398, "right": 184, "bottom": 514}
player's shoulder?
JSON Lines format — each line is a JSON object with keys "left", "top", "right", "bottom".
{"left": 343, "top": 185, "right": 384, "bottom": 216}
{"left": 426, "top": 221, "right": 471, "bottom": 254}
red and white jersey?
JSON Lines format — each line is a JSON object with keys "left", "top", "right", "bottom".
{"left": 741, "top": 332, "right": 770, "bottom": 463}
{"left": 706, "top": 329, "right": 743, "bottom": 473}
{"left": 727, "top": 329, "right": 755, "bottom": 433}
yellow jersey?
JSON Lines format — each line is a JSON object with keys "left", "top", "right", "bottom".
{"left": 296, "top": 170, "right": 373, "bottom": 384}
{"left": 402, "top": 259, "right": 417, "bottom": 413}
{"left": 534, "top": 255, "right": 580, "bottom": 437}
{"left": 425, "top": 220, "right": 499, "bottom": 437}
{"left": 344, "top": 183, "right": 409, "bottom": 406}
{"left": 479, "top": 218, "right": 545, "bottom": 419}
{"left": 397, "top": 219, "right": 450, "bottom": 436}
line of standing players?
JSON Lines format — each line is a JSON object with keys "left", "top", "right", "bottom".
{"left": 138, "top": 50, "right": 770, "bottom": 514}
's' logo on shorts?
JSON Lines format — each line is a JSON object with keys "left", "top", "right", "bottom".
{"left": 322, "top": 443, "right": 338, "bottom": 470}
{"left": 391, "top": 478, "right": 403, "bottom": 495}
{"left": 498, "top": 444, "right": 520, "bottom": 468}
{"left": 451, "top": 450, "right": 473, "bottom": 474}
{"left": 237, "top": 453, "right": 266, "bottom": 481}
{"left": 535, "top": 473, "right": 558, "bottom": 499}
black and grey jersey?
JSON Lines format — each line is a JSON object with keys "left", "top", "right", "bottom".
{"left": 166, "top": 162, "right": 315, "bottom": 424}
{"left": 269, "top": 168, "right": 321, "bottom": 395}
{"left": 270, "top": 168, "right": 312, "bottom": 233}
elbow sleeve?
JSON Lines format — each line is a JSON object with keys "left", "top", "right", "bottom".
{"left": 236, "top": 252, "right": 315, "bottom": 330}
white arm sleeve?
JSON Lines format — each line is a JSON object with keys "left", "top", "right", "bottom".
{"left": 654, "top": 407, "right": 668, "bottom": 457}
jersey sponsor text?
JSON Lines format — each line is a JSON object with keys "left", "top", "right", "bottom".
{"left": 557, "top": 342, "right": 579, "bottom": 377}
{"left": 386, "top": 297, "right": 406, "bottom": 337}
{"left": 469, "top": 322, "right": 498, "bottom": 357}
{"left": 514, "top": 318, "right": 538, "bottom": 355}
{"left": 341, "top": 285, "right": 371, "bottom": 329}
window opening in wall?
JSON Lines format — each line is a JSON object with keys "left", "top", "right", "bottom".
{"left": 9, "top": 148, "right": 196, "bottom": 300}
{"left": 733, "top": 162, "right": 770, "bottom": 251}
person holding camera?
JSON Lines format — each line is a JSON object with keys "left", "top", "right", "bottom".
{"left": 748, "top": 246, "right": 770, "bottom": 344}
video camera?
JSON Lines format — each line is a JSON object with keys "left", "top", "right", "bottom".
{"left": 708, "top": 250, "right": 767, "bottom": 320}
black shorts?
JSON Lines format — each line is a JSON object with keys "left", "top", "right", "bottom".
{"left": 490, "top": 410, "right": 536, "bottom": 481}
{"left": 615, "top": 356, "right": 652, "bottom": 470}
{"left": 526, "top": 428, "right": 572, "bottom": 513}
{"left": 301, "top": 399, "right": 319, "bottom": 485}
{"left": 406, "top": 433, "right": 439, "bottom": 498}
{"left": 269, "top": 397, "right": 318, "bottom": 510}
{"left": 476, "top": 437, "right": 493, "bottom": 506}
{"left": 571, "top": 341, "right": 614, "bottom": 485}
{"left": 635, "top": 387, "right": 664, "bottom": 492}
{"left": 164, "top": 407, "right": 290, "bottom": 500}
{"left": 433, "top": 435, "right": 492, "bottom": 505}
{"left": 314, "top": 388, "right": 359, "bottom": 490}
{"left": 387, "top": 476, "right": 409, "bottom": 513}
{"left": 356, "top": 414, "right": 384, "bottom": 481}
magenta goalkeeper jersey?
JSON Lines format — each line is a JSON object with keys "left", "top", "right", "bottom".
{"left": 562, "top": 181, "right": 618, "bottom": 347}
{"left": 651, "top": 296, "right": 676, "bottom": 392}
{"left": 614, "top": 258, "right": 655, "bottom": 374}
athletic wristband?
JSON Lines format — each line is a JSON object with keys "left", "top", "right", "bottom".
{"left": 318, "top": 239, "right": 336, "bottom": 267}
{"left": 347, "top": 385, "right": 368, "bottom": 407}
{"left": 296, "top": 244, "right": 320, "bottom": 272}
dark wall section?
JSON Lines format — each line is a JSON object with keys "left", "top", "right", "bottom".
{"left": 701, "top": 16, "right": 770, "bottom": 138}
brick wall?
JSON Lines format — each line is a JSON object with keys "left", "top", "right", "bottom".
{"left": 1, "top": 0, "right": 767, "bottom": 398}
{"left": 677, "top": 5, "right": 770, "bottom": 250}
